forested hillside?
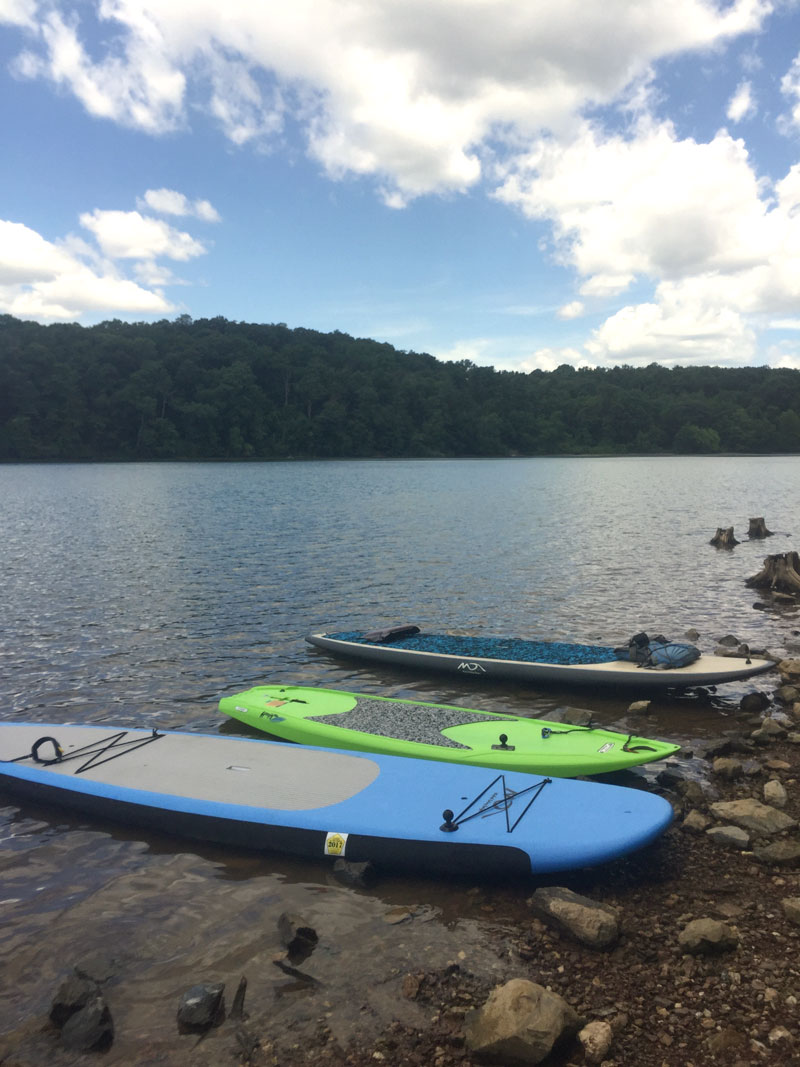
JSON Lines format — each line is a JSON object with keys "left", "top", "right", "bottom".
{"left": 2, "top": 313, "right": 800, "bottom": 460}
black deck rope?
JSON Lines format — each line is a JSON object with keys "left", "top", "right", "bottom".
{"left": 441, "top": 773, "right": 552, "bottom": 835}
{"left": 6, "top": 729, "right": 164, "bottom": 774}
{"left": 621, "top": 734, "right": 658, "bottom": 753}
{"left": 540, "top": 723, "right": 595, "bottom": 738}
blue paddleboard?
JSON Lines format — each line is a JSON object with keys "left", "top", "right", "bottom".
{"left": 0, "top": 723, "right": 673, "bottom": 877}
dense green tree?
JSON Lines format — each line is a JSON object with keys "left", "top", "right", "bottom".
{"left": 1, "top": 314, "right": 799, "bottom": 460}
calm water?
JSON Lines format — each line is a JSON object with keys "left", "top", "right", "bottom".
{"left": 1, "top": 457, "right": 798, "bottom": 1060}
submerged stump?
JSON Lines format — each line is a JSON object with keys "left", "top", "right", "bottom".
{"left": 745, "top": 551, "right": 800, "bottom": 597}
{"left": 710, "top": 526, "right": 739, "bottom": 548}
{"left": 748, "top": 517, "right": 773, "bottom": 539}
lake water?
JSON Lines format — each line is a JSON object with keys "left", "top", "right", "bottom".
{"left": 1, "top": 456, "right": 798, "bottom": 1061}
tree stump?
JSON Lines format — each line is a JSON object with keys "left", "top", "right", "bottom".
{"left": 748, "top": 517, "right": 773, "bottom": 539}
{"left": 710, "top": 526, "right": 739, "bottom": 548}
{"left": 745, "top": 551, "right": 800, "bottom": 596}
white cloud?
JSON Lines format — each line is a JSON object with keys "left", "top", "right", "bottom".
{"left": 780, "top": 54, "right": 800, "bottom": 133}
{"left": 521, "top": 347, "right": 593, "bottom": 371}
{"left": 766, "top": 341, "right": 800, "bottom": 369}
{"left": 0, "top": 188, "right": 214, "bottom": 321}
{"left": 585, "top": 299, "right": 757, "bottom": 366}
{"left": 79, "top": 209, "right": 208, "bottom": 261}
{"left": 14, "top": 9, "right": 185, "bottom": 132}
{"left": 557, "top": 300, "right": 585, "bottom": 320}
{"left": 434, "top": 338, "right": 495, "bottom": 365}
{"left": 0, "top": 220, "right": 174, "bottom": 320}
{"left": 5, "top": 0, "right": 790, "bottom": 361}
{"left": 0, "top": 220, "right": 76, "bottom": 284}
{"left": 0, "top": 0, "right": 37, "bottom": 27}
{"left": 727, "top": 79, "right": 756, "bottom": 122}
{"left": 138, "top": 188, "right": 220, "bottom": 221}
{"left": 493, "top": 113, "right": 800, "bottom": 364}
{"left": 10, "top": 0, "right": 772, "bottom": 203}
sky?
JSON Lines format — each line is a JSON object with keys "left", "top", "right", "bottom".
{"left": 3, "top": 1, "right": 800, "bottom": 372}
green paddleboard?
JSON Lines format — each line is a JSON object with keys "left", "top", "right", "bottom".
{"left": 219, "top": 685, "right": 679, "bottom": 776}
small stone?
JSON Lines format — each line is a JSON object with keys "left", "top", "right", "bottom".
{"left": 781, "top": 897, "right": 800, "bottom": 924}
{"left": 60, "top": 996, "right": 114, "bottom": 1052}
{"left": 332, "top": 858, "right": 376, "bottom": 888}
{"left": 709, "top": 798, "right": 797, "bottom": 835}
{"left": 707, "top": 1027, "right": 746, "bottom": 1054}
{"left": 177, "top": 983, "right": 225, "bottom": 1033}
{"left": 560, "top": 707, "right": 595, "bottom": 726}
{"left": 578, "top": 1019, "right": 613, "bottom": 1064}
{"left": 50, "top": 975, "right": 98, "bottom": 1028}
{"left": 764, "top": 779, "right": 788, "bottom": 808}
{"left": 627, "top": 700, "right": 650, "bottom": 715}
{"left": 752, "top": 839, "right": 800, "bottom": 865}
{"left": 683, "top": 810, "right": 712, "bottom": 833}
{"left": 751, "top": 717, "right": 788, "bottom": 741}
{"left": 465, "top": 979, "right": 581, "bottom": 1066}
{"left": 777, "top": 659, "right": 800, "bottom": 683}
{"left": 678, "top": 918, "right": 739, "bottom": 955}
{"left": 384, "top": 906, "right": 413, "bottom": 925}
{"left": 769, "top": 1025, "right": 793, "bottom": 1045}
{"left": 712, "top": 757, "right": 743, "bottom": 780}
{"left": 528, "top": 886, "right": 620, "bottom": 949}
{"left": 278, "top": 912, "right": 319, "bottom": 957}
{"left": 706, "top": 825, "right": 751, "bottom": 850}
{"left": 740, "top": 692, "right": 770, "bottom": 714}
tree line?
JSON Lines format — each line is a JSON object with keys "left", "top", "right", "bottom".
{"left": 1, "top": 312, "right": 799, "bottom": 461}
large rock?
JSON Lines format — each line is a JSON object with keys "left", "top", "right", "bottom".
{"left": 709, "top": 798, "right": 797, "bottom": 836}
{"left": 465, "top": 979, "right": 581, "bottom": 1065}
{"left": 527, "top": 886, "right": 620, "bottom": 949}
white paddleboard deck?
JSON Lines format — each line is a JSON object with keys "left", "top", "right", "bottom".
{"left": 306, "top": 632, "right": 775, "bottom": 689}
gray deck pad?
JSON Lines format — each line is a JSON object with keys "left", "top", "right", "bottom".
{"left": 1, "top": 725, "right": 380, "bottom": 810}
{"left": 308, "top": 698, "right": 517, "bottom": 749}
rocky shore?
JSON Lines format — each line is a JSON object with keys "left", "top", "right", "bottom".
{"left": 4, "top": 656, "right": 800, "bottom": 1067}
{"left": 258, "top": 653, "right": 800, "bottom": 1067}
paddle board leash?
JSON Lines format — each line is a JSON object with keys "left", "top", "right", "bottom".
{"left": 539, "top": 723, "right": 596, "bottom": 738}
{"left": 540, "top": 725, "right": 658, "bottom": 753}
{"left": 440, "top": 773, "right": 552, "bottom": 835}
{"left": 621, "top": 734, "right": 658, "bottom": 753}
{"left": 5, "top": 729, "right": 164, "bottom": 774}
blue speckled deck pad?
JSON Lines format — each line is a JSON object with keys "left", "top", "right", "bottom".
{"left": 308, "top": 698, "right": 517, "bottom": 749}
{"left": 330, "top": 632, "right": 618, "bottom": 665}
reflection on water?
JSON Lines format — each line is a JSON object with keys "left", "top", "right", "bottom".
{"left": 0, "top": 457, "right": 797, "bottom": 1057}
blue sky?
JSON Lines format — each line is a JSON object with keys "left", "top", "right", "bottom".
{"left": 3, "top": 0, "right": 800, "bottom": 372}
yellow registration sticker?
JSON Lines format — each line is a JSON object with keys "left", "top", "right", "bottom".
{"left": 324, "top": 832, "right": 348, "bottom": 857}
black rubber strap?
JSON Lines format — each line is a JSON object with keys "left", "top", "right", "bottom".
{"left": 31, "top": 736, "right": 64, "bottom": 764}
